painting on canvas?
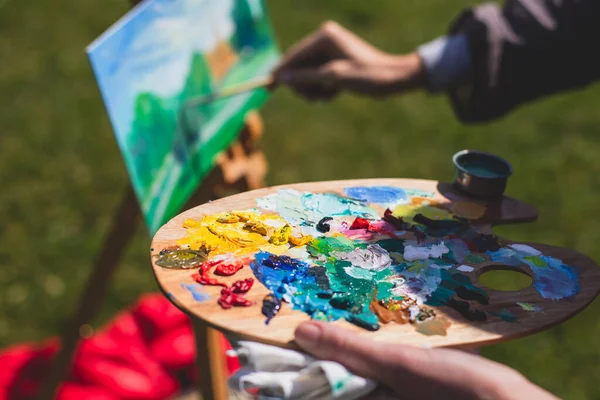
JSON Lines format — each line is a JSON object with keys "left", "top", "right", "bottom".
{"left": 87, "top": 0, "right": 280, "bottom": 233}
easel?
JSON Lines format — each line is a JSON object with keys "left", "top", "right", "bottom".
{"left": 36, "top": 109, "right": 267, "bottom": 400}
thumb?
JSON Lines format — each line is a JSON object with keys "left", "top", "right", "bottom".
{"left": 294, "top": 321, "right": 413, "bottom": 384}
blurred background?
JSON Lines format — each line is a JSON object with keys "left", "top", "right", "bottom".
{"left": 1, "top": 0, "right": 600, "bottom": 398}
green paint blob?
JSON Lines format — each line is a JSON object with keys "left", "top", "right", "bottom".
{"left": 404, "top": 188, "right": 435, "bottom": 198}
{"left": 323, "top": 256, "right": 386, "bottom": 331}
{"left": 155, "top": 249, "right": 208, "bottom": 269}
{"left": 344, "top": 265, "right": 373, "bottom": 280}
{"left": 516, "top": 302, "right": 542, "bottom": 312}
{"left": 523, "top": 255, "right": 548, "bottom": 268}
{"left": 376, "top": 281, "right": 395, "bottom": 301}
{"left": 307, "top": 236, "right": 355, "bottom": 257}
{"left": 488, "top": 308, "right": 518, "bottom": 323}
{"left": 376, "top": 238, "right": 405, "bottom": 253}
{"left": 464, "top": 253, "right": 486, "bottom": 264}
{"left": 312, "top": 311, "right": 329, "bottom": 321}
{"left": 428, "top": 270, "right": 489, "bottom": 306}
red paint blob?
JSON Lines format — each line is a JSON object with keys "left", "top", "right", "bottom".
{"left": 192, "top": 260, "right": 227, "bottom": 287}
{"left": 350, "top": 217, "right": 370, "bottom": 230}
{"left": 218, "top": 287, "right": 253, "bottom": 309}
{"left": 231, "top": 278, "right": 254, "bottom": 294}
{"left": 214, "top": 261, "right": 245, "bottom": 276}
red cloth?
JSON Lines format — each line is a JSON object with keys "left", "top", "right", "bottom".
{"left": 0, "top": 294, "right": 241, "bottom": 400}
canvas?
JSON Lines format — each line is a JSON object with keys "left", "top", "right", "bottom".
{"left": 87, "top": 0, "right": 280, "bottom": 233}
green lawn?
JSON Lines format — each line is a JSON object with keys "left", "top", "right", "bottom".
{"left": 1, "top": 0, "right": 600, "bottom": 398}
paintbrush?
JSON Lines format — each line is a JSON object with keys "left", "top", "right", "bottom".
{"left": 185, "top": 75, "right": 275, "bottom": 108}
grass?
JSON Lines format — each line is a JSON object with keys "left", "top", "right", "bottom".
{"left": 1, "top": 0, "right": 600, "bottom": 398}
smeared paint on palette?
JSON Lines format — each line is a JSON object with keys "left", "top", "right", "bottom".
{"left": 155, "top": 186, "right": 581, "bottom": 336}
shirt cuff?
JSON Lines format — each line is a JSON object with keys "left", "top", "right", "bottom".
{"left": 417, "top": 34, "right": 472, "bottom": 93}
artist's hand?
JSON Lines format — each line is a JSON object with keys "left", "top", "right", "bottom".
{"left": 294, "top": 321, "right": 558, "bottom": 400}
{"left": 273, "top": 21, "right": 426, "bottom": 101}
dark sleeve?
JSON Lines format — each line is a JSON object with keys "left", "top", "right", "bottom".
{"left": 447, "top": 0, "right": 600, "bottom": 123}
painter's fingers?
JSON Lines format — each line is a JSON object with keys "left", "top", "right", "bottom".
{"left": 279, "top": 59, "right": 417, "bottom": 98}
{"left": 294, "top": 321, "right": 552, "bottom": 400}
{"left": 273, "top": 22, "right": 346, "bottom": 79}
{"left": 294, "top": 321, "right": 421, "bottom": 388}
{"left": 278, "top": 61, "right": 342, "bottom": 101}
{"left": 278, "top": 61, "right": 340, "bottom": 88}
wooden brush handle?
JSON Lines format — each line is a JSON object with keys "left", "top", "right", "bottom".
{"left": 186, "top": 75, "right": 274, "bottom": 108}
{"left": 218, "top": 75, "right": 274, "bottom": 98}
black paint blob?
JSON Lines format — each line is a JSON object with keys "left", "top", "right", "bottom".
{"left": 262, "top": 294, "right": 282, "bottom": 324}
{"left": 316, "top": 217, "right": 333, "bottom": 233}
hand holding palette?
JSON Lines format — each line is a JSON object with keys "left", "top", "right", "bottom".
{"left": 150, "top": 179, "right": 600, "bottom": 349}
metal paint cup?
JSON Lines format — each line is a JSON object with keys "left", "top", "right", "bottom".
{"left": 452, "top": 150, "right": 513, "bottom": 199}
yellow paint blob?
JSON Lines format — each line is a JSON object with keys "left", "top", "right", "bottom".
{"left": 178, "top": 212, "right": 290, "bottom": 256}
{"left": 407, "top": 262, "right": 427, "bottom": 273}
{"left": 411, "top": 197, "right": 442, "bottom": 206}
{"left": 389, "top": 252, "right": 405, "bottom": 263}
{"left": 416, "top": 316, "right": 451, "bottom": 336}
{"left": 392, "top": 204, "right": 453, "bottom": 224}
{"left": 451, "top": 201, "right": 487, "bottom": 220}
{"left": 270, "top": 224, "right": 291, "bottom": 245}
{"left": 244, "top": 221, "right": 270, "bottom": 236}
{"left": 289, "top": 235, "right": 313, "bottom": 247}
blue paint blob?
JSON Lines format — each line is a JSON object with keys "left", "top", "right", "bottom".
{"left": 404, "top": 188, "right": 435, "bottom": 198}
{"left": 527, "top": 256, "right": 580, "bottom": 300}
{"left": 344, "top": 186, "right": 409, "bottom": 205}
{"left": 250, "top": 251, "right": 380, "bottom": 327}
{"left": 487, "top": 249, "right": 580, "bottom": 300}
{"left": 181, "top": 283, "right": 210, "bottom": 302}
{"left": 301, "top": 192, "right": 380, "bottom": 218}
{"left": 487, "top": 248, "right": 521, "bottom": 266}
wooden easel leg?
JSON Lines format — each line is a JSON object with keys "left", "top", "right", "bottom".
{"left": 36, "top": 185, "right": 140, "bottom": 400}
{"left": 193, "top": 319, "right": 229, "bottom": 400}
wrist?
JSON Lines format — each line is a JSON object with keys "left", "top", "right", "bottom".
{"left": 396, "top": 52, "right": 428, "bottom": 91}
{"left": 402, "top": 53, "right": 428, "bottom": 90}
{"left": 385, "top": 53, "right": 428, "bottom": 92}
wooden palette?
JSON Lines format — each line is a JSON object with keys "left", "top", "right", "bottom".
{"left": 150, "top": 179, "right": 600, "bottom": 349}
